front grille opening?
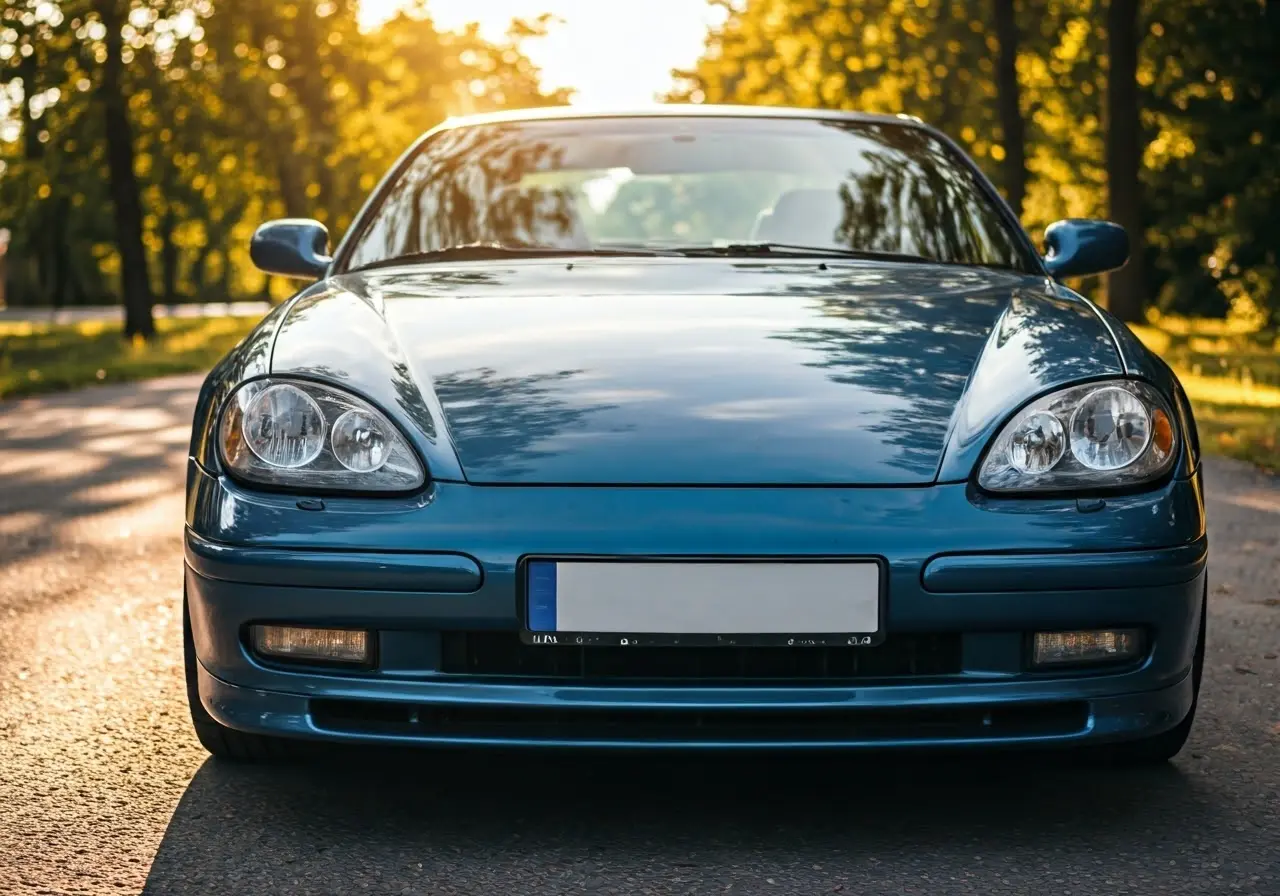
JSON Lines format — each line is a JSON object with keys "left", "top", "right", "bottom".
{"left": 438, "top": 631, "right": 962, "bottom": 681}
{"left": 310, "top": 699, "right": 1090, "bottom": 743}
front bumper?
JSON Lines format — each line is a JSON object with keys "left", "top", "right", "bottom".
{"left": 194, "top": 655, "right": 1195, "bottom": 750}
{"left": 185, "top": 462, "right": 1207, "bottom": 750}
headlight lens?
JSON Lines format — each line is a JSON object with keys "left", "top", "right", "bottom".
{"left": 978, "top": 380, "right": 1177, "bottom": 492}
{"left": 1069, "top": 386, "right": 1150, "bottom": 471}
{"left": 220, "top": 378, "right": 426, "bottom": 492}
{"left": 1008, "top": 411, "right": 1066, "bottom": 474}
{"left": 331, "top": 409, "right": 391, "bottom": 473}
{"left": 243, "top": 385, "right": 326, "bottom": 468}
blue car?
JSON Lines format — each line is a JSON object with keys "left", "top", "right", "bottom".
{"left": 184, "top": 106, "right": 1207, "bottom": 763}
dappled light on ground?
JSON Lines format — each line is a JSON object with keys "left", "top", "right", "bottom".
{"left": 0, "top": 376, "right": 1277, "bottom": 894}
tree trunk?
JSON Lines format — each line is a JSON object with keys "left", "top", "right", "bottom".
{"left": 993, "top": 0, "right": 1027, "bottom": 218}
{"left": 18, "top": 45, "right": 51, "bottom": 308}
{"left": 275, "top": 154, "right": 310, "bottom": 219}
{"left": 0, "top": 231, "right": 8, "bottom": 309}
{"left": 19, "top": 49, "right": 44, "bottom": 162}
{"left": 288, "top": 5, "right": 336, "bottom": 218}
{"left": 98, "top": 0, "right": 156, "bottom": 339}
{"left": 50, "top": 194, "right": 72, "bottom": 309}
{"left": 1104, "top": 0, "right": 1146, "bottom": 322}
{"left": 160, "top": 206, "right": 180, "bottom": 306}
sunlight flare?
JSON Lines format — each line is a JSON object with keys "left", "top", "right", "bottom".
{"left": 358, "top": 0, "right": 723, "bottom": 106}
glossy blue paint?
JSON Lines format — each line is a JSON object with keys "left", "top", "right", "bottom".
{"left": 247, "top": 258, "right": 1124, "bottom": 486}
{"left": 194, "top": 660, "right": 1194, "bottom": 750}
{"left": 183, "top": 445, "right": 1206, "bottom": 748}
{"left": 920, "top": 537, "right": 1207, "bottom": 593}
{"left": 184, "top": 110, "right": 1207, "bottom": 751}
{"left": 1042, "top": 219, "right": 1130, "bottom": 280}
{"left": 184, "top": 532, "right": 483, "bottom": 592}
{"left": 249, "top": 219, "right": 333, "bottom": 280}
{"left": 251, "top": 284, "right": 466, "bottom": 482}
{"left": 187, "top": 464, "right": 1205, "bottom": 560}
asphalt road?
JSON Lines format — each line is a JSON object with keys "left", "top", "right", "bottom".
{"left": 1, "top": 375, "right": 1277, "bottom": 896}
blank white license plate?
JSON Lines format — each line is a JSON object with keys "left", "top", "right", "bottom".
{"left": 522, "top": 559, "right": 882, "bottom": 647}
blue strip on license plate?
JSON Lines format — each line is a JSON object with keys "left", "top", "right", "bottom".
{"left": 527, "top": 560, "right": 559, "bottom": 632}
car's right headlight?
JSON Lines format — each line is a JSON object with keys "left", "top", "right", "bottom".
{"left": 977, "top": 379, "right": 1178, "bottom": 493}
{"left": 219, "top": 378, "right": 426, "bottom": 492}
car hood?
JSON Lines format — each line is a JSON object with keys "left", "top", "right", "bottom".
{"left": 270, "top": 260, "right": 1122, "bottom": 485}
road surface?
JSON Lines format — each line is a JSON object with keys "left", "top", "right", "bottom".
{"left": 1, "top": 376, "right": 1277, "bottom": 895}
{"left": 0, "top": 303, "right": 270, "bottom": 325}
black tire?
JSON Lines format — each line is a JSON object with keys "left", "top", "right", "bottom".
{"left": 184, "top": 589, "right": 301, "bottom": 762}
{"left": 1086, "top": 583, "right": 1207, "bottom": 766}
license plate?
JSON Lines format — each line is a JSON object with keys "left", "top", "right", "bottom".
{"left": 521, "top": 558, "right": 883, "bottom": 647}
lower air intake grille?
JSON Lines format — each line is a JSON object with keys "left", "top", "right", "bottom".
{"left": 310, "top": 699, "right": 1090, "bottom": 743}
{"left": 438, "top": 631, "right": 962, "bottom": 681}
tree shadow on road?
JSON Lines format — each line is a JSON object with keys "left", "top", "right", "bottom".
{"left": 0, "top": 377, "right": 197, "bottom": 584}
{"left": 141, "top": 748, "right": 1221, "bottom": 894}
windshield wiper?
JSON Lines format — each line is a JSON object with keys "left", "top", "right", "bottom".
{"left": 669, "top": 242, "right": 938, "bottom": 264}
{"left": 347, "top": 243, "right": 669, "bottom": 273}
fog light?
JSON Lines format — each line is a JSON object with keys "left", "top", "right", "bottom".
{"left": 1032, "top": 629, "right": 1143, "bottom": 667}
{"left": 251, "top": 625, "right": 370, "bottom": 665}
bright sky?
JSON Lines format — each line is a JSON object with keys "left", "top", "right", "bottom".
{"left": 359, "top": 0, "right": 724, "bottom": 107}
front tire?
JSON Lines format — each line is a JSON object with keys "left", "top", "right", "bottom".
{"left": 184, "top": 589, "right": 301, "bottom": 762}
{"left": 1088, "top": 583, "right": 1207, "bottom": 766}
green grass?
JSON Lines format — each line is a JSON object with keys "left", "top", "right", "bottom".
{"left": 1131, "top": 313, "right": 1280, "bottom": 472}
{"left": 0, "top": 316, "right": 260, "bottom": 400}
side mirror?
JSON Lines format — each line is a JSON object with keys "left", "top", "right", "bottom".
{"left": 250, "top": 219, "right": 332, "bottom": 280}
{"left": 1042, "top": 219, "right": 1129, "bottom": 280}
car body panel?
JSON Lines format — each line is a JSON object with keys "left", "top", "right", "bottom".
{"left": 187, "top": 464, "right": 1205, "bottom": 559}
{"left": 255, "top": 258, "right": 1123, "bottom": 486}
{"left": 184, "top": 106, "right": 1207, "bottom": 752}
{"left": 184, "top": 458, "right": 1206, "bottom": 748}
{"left": 184, "top": 534, "right": 483, "bottom": 592}
{"left": 194, "top": 652, "right": 1196, "bottom": 750}
{"left": 919, "top": 540, "right": 1207, "bottom": 592}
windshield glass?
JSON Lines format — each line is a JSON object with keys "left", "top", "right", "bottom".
{"left": 341, "top": 116, "right": 1037, "bottom": 272}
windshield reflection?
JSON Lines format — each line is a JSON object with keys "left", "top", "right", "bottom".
{"left": 342, "top": 117, "right": 1035, "bottom": 273}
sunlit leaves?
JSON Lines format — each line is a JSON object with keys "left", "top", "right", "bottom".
{"left": 677, "top": 0, "right": 1278, "bottom": 320}
{"left": 0, "top": 0, "right": 567, "bottom": 308}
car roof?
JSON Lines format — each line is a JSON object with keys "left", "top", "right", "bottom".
{"left": 436, "top": 104, "right": 928, "bottom": 132}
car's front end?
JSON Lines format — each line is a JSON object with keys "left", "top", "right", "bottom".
{"left": 186, "top": 467, "right": 1204, "bottom": 751}
{"left": 183, "top": 108, "right": 1207, "bottom": 761}
{"left": 183, "top": 259, "right": 1206, "bottom": 757}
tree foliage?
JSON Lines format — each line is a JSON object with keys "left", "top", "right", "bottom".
{"left": 3, "top": 0, "right": 1276, "bottom": 328}
{"left": 672, "top": 0, "right": 1280, "bottom": 322}
{"left": 0, "top": 0, "right": 567, "bottom": 325}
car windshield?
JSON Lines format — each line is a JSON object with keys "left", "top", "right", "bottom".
{"left": 341, "top": 116, "right": 1038, "bottom": 273}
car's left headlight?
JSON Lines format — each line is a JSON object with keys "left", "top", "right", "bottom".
{"left": 978, "top": 379, "right": 1178, "bottom": 493}
{"left": 218, "top": 378, "right": 426, "bottom": 492}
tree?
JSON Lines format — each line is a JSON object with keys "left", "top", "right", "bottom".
{"left": 0, "top": 0, "right": 566, "bottom": 312}
{"left": 670, "top": 1, "right": 1018, "bottom": 207}
{"left": 1141, "top": 0, "right": 1280, "bottom": 323}
{"left": 993, "top": 0, "right": 1027, "bottom": 216}
{"left": 98, "top": 0, "right": 156, "bottom": 338}
{"left": 1105, "top": 0, "right": 1146, "bottom": 322}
